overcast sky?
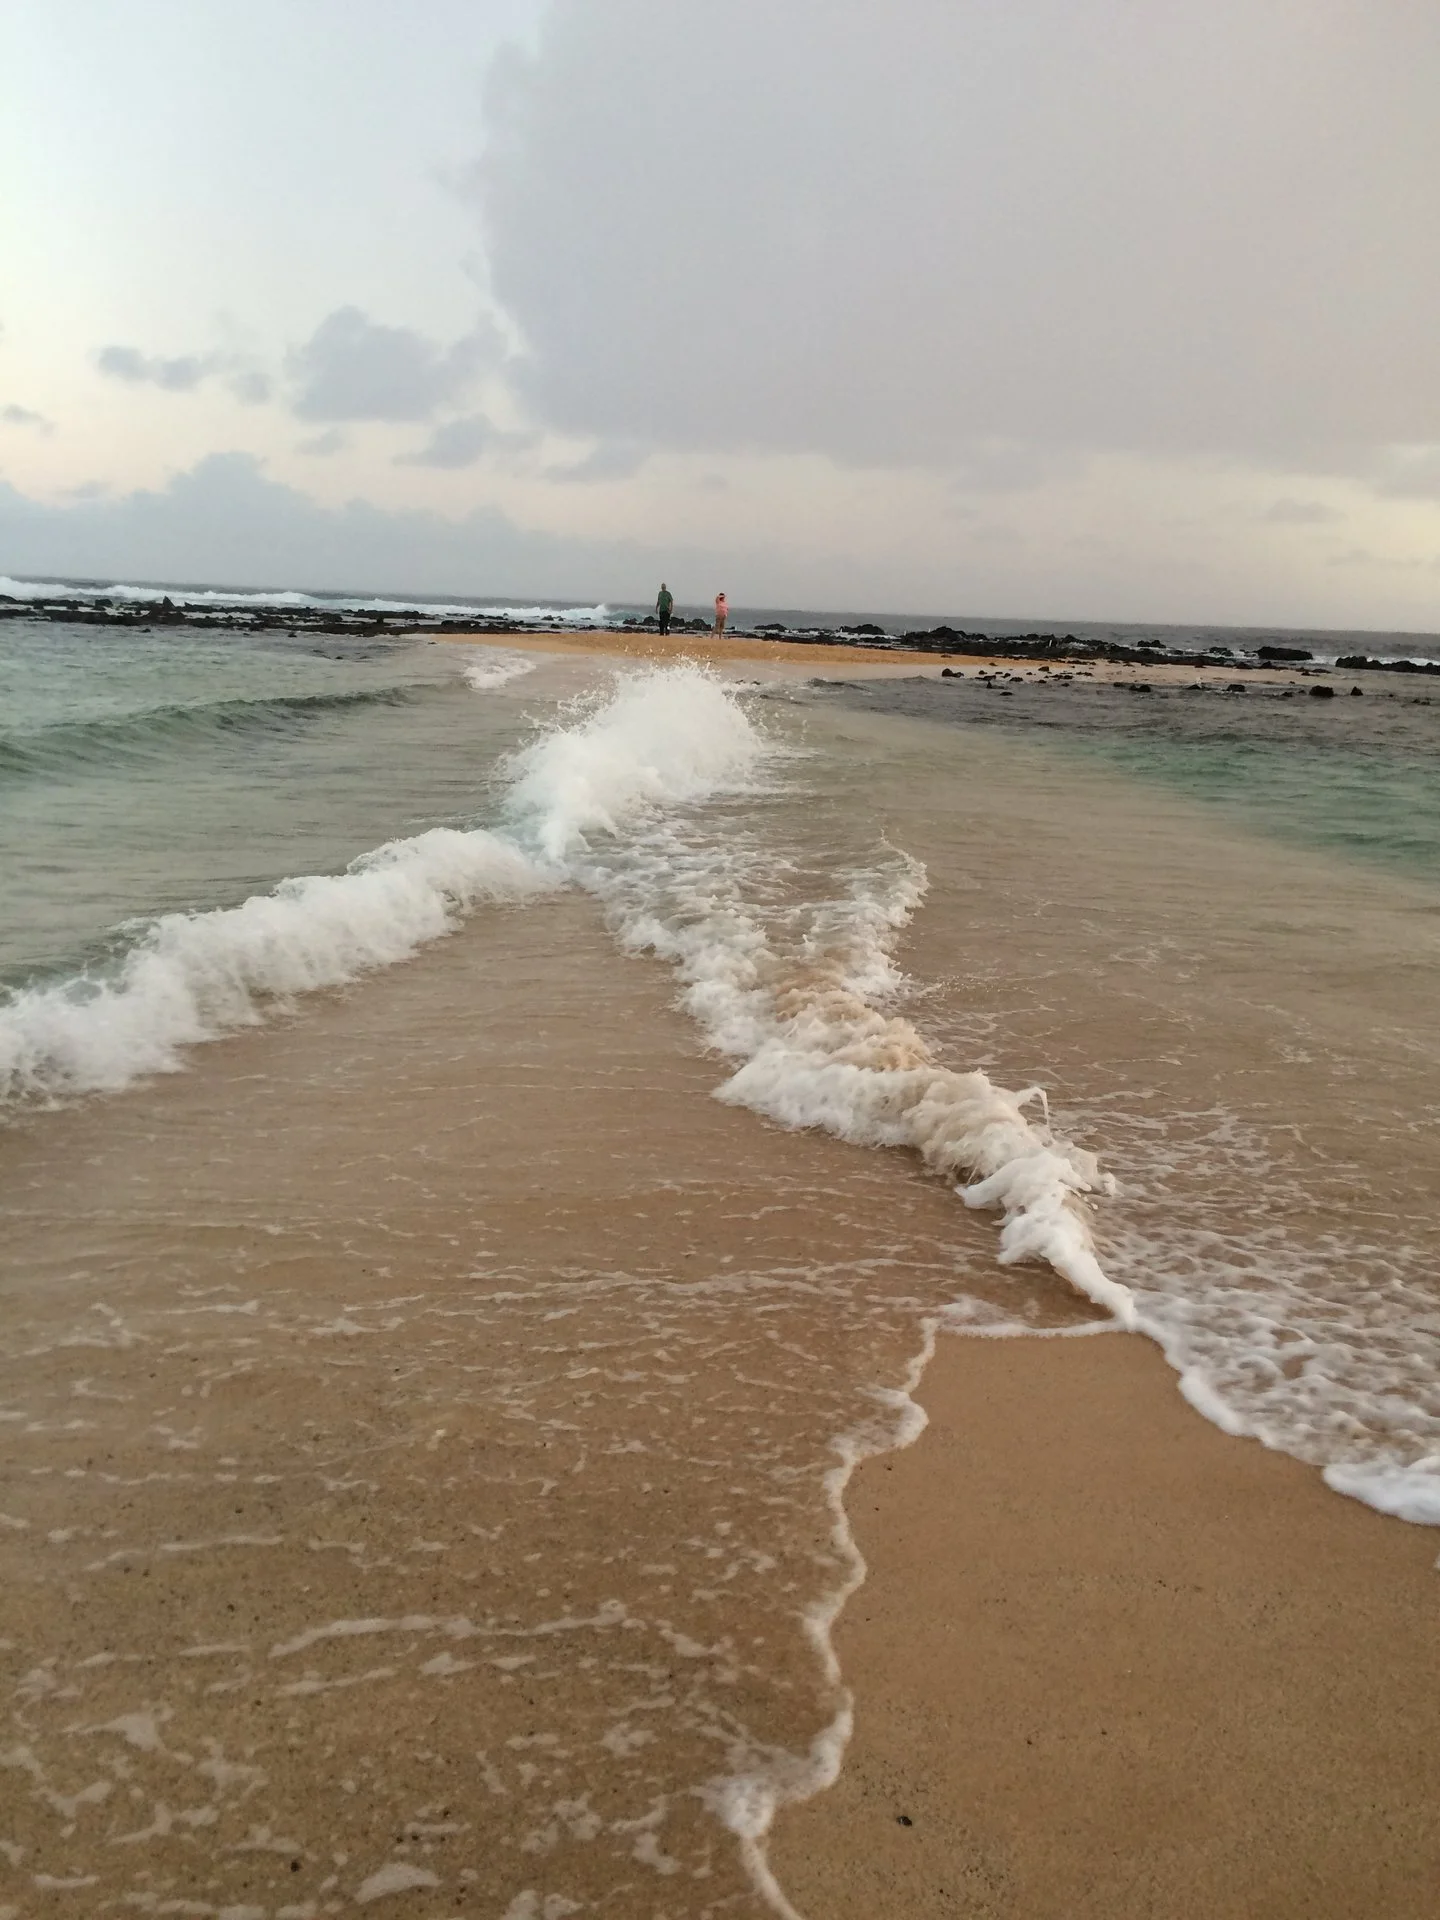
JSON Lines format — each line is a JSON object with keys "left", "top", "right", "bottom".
{"left": 3, "top": 0, "right": 1438, "bottom": 626}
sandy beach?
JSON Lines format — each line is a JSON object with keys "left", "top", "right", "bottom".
{"left": 769, "top": 1331, "right": 1440, "bottom": 1919}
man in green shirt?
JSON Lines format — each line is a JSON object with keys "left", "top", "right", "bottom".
{"left": 655, "top": 583, "right": 674, "bottom": 636}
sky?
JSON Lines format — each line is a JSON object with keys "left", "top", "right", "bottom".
{"left": 3, "top": 0, "right": 1439, "bottom": 628}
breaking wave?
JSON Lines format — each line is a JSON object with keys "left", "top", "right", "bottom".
{"left": 0, "top": 830, "right": 553, "bottom": 1102}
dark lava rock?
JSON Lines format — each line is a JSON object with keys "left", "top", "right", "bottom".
{"left": 1336, "top": 654, "right": 1440, "bottom": 676}
{"left": 1309, "top": 684, "right": 1337, "bottom": 698}
{"left": 1257, "top": 645, "right": 1313, "bottom": 661}
{"left": 1226, "top": 682, "right": 1248, "bottom": 693}
{"left": 1350, "top": 686, "right": 1364, "bottom": 696}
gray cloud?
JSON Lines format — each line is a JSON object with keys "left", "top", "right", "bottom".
{"left": 0, "top": 453, "right": 655, "bottom": 601}
{"left": 1373, "top": 447, "right": 1440, "bottom": 500}
{"left": 398, "top": 414, "right": 500, "bottom": 469}
{"left": 472, "top": 1, "right": 1440, "bottom": 470}
{"left": 543, "top": 439, "right": 649, "bottom": 484}
{"left": 296, "top": 427, "right": 349, "bottom": 458}
{"left": 97, "top": 345, "right": 272, "bottom": 405}
{"left": 1261, "top": 499, "right": 1343, "bottom": 526}
{"left": 228, "top": 367, "right": 274, "bottom": 406}
{"left": 2, "top": 403, "right": 51, "bottom": 431}
{"left": 286, "top": 307, "right": 502, "bottom": 422}
{"left": 97, "top": 345, "right": 215, "bottom": 391}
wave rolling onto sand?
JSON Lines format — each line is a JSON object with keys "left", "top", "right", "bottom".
{"left": 2, "top": 633, "right": 1439, "bottom": 1916}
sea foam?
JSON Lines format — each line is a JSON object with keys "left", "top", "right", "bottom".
{"left": 461, "top": 649, "right": 539, "bottom": 692}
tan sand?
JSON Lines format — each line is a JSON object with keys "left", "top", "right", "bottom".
{"left": 768, "top": 1331, "right": 1440, "bottom": 1919}
{"left": 435, "top": 626, "right": 1347, "bottom": 689}
{"left": 432, "top": 625, "right": 952, "bottom": 672}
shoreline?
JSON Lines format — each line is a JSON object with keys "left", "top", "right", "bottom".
{"left": 767, "top": 1330, "right": 1440, "bottom": 1919}
{"left": 439, "top": 627, "right": 1360, "bottom": 691}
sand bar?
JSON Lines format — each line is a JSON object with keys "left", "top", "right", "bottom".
{"left": 768, "top": 1331, "right": 1440, "bottom": 1919}
{"left": 437, "top": 626, "right": 1356, "bottom": 690}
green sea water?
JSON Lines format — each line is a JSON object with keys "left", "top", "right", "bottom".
{"left": 809, "top": 674, "right": 1440, "bottom": 883}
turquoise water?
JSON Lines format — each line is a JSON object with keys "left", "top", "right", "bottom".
{"left": 1081, "top": 725, "right": 1440, "bottom": 877}
{"left": 812, "top": 676, "right": 1440, "bottom": 883}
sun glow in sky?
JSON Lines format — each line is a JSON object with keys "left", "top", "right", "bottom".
{"left": 3, "top": 0, "right": 1439, "bottom": 626}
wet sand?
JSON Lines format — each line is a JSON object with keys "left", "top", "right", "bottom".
{"left": 768, "top": 1331, "right": 1440, "bottom": 1919}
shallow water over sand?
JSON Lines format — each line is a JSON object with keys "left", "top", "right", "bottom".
{"left": 2, "top": 665, "right": 1438, "bottom": 1914}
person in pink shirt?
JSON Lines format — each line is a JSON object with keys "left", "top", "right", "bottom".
{"left": 714, "top": 591, "right": 728, "bottom": 636}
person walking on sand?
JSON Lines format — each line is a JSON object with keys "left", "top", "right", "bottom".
{"left": 655, "top": 582, "right": 674, "bottom": 637}
{"left": 714, "top": 591, "right": 728, "bottom": 637}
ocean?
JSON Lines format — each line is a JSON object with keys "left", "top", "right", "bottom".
{"left": 2, "top": 585, "right": 1438, "bottom": 1915}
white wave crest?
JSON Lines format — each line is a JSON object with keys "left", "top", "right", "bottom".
{"left": 503, "top": 665, "right": 768, "bottom": 863}
{"left": 0, "top": 829, "right": 553, "bottom": 1102}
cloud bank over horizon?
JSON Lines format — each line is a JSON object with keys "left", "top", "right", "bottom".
{"left": 0, "top": 454, "right": 633, "bottom": 604}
